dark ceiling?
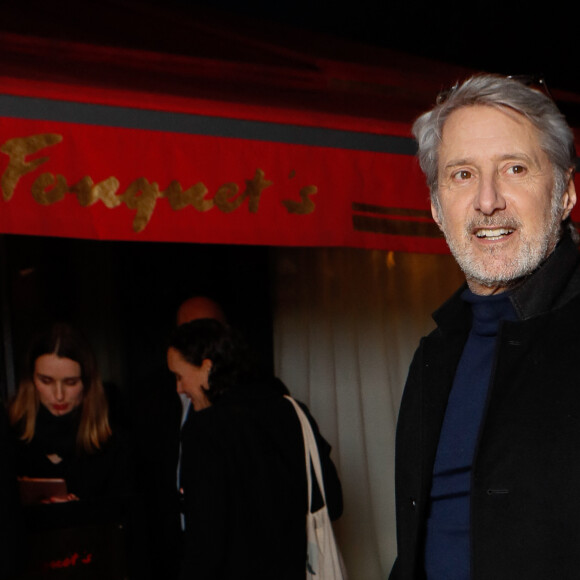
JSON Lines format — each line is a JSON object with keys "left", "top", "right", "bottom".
{"left": 1, "top": 0, "right": 578, "bottom": 121}
{"left": 143, "top": 0, "right": 578, "bottom": 93}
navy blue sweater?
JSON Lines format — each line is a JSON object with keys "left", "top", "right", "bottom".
{"left": 424, "top": 289, "right": 517, "bottom": 579}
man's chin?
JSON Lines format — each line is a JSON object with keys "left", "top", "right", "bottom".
{"left": 453, "top": 252, "right": 530, "bottom": 293}
{"left": 448, "top": 237, "right": 551, "bottom": 292}
{"left": 445, "top": 216, "right": 562, "bottom": 292}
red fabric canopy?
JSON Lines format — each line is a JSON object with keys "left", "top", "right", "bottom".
{"left": 1, "top": 31, "right": 578, "bottom": 253}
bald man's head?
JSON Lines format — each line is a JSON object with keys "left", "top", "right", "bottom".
{"left": 176, "top": 296, "right": 226, "bottom": 326}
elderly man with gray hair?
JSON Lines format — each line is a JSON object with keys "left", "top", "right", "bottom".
{"left": 390, "top": 74, "right": 579, "bottom": 579}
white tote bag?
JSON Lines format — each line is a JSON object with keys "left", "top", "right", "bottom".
{"left": 284, "top": 396, "right": 347, "bottom": 580}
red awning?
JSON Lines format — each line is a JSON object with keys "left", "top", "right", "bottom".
{"left": 1, "top": 29, "right": 579, "bottom": 253}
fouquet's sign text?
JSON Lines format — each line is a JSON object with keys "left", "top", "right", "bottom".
{"left": 0, "top": 134, "right": 318, "bottom": 233}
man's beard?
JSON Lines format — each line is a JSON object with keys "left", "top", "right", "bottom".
{"left": 441, "top": 197, "right": 563, "bottom": 290}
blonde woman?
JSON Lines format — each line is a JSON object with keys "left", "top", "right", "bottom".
{"left": 9, "top": 323, "right": 130, "bottom": 502}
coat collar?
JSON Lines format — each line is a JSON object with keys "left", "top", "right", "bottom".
{"left": 510, "top": 232, "right": 580, "bottom": 319}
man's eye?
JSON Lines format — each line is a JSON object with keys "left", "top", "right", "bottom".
{"left": 508, "top": 165, "right": 526, "bottom": 175}
{"left": 453, "top": 170, "right": 472, "bottom": 180}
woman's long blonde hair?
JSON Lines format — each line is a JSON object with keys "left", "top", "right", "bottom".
{"left": 9, "top": 323, "right": 112, "bottom": 453}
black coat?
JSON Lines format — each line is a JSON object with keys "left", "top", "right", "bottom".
{"left": 9, "top": 403, "right": 138, "bottom": 578}
{"left": 130, "top": 367, "right": 184, "bottom": 580}
{"left": 0, "top": 403, "right": 24, "bottom": 579}
{"left": 179, "top": 381, "right": 343, "bottom": 580}
{"left": 12, "top": 405, "right": 132, "bottom": 502}
{"left": 391, "top": 234, "right": 580, "bottom": 579}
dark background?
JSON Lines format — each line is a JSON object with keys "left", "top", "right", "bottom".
{"left": 0, "top": 0, "right": 578, "bottom": 400}
{"left": 0, "top": 234, "right": 273, "bottom": 401}
{"left": 198, "top": 0, "right": 579, "bottom": 92}
{"left": 2, "top": 0, "right": 578, "bottom": 93}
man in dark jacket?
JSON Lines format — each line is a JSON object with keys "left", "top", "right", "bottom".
{"left": 390, "top": 74, "right": 579, "bottom": 579}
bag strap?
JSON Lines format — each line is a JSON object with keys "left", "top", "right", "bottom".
{"left": 284, "top": 395, "right": 327, "bottom": 513}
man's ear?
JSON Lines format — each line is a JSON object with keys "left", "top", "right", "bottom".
{"left": 431, "top": 200, "right": 443, "bottom": 229}
{"left": 560, "top": 171, "right": 577, "bottom": 221}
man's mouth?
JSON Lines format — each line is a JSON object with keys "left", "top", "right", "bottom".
{"left": 475, "top": 227, "right": 514, "bottom": 240}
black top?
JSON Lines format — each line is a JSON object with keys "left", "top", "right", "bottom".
{"left": 179, "top": 379, "right": 343, "bottom": 580}
{"left": 0, "top": 403, "right": 24, "bottom": 579}
{"left": 12, "top": 405, "right": 131, "bottom": 501}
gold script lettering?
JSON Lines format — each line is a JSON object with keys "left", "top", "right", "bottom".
{"left": 31, "top": 173, "right": 68, "bottom": 205}
{"left": 213, "top": 182, "right": 240, "bottom": 213}
{"left": 0, "top": 134, "right": 63, "bottom": 201}
{"left": 164, "top": 181, "right": 213, "bottom": 212}
{"left": 213, "top": 169, "right": 272, "bottom": 213}
{"left": 282, "top": 185, "right": 317, "bottom": 214}
{"left": 1, "top": 134, "right": 317, "bottom": 233}
{"left": 118, "top": 178, "right": 162, "bottom": 233}
{"left": 69, "top": 176, "right": 121, "bottom": 208}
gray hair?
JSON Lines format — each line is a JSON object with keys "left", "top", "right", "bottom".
{"left": 412, "top": 74, "right": 576, "bottom": 207}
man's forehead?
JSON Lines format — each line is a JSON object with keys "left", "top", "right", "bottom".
{"left": 439, "top": 105, "right": 543, "bottom": 162}
{"left": 442, "top": 104, "right": 533, "bottom": 135}
{"left": 177, "top": 297, "right": 226, "bottom": 325}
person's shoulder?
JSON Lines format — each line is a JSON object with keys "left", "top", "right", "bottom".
{"left": 209, "top": 384, "right": 294, "bottom": 433}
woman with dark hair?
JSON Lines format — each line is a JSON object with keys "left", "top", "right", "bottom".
{"left": 8, "top": 322, "right": 130, "bottom": 502}
{"left": 167, "top": 319, "right": 343, "bottom": 580}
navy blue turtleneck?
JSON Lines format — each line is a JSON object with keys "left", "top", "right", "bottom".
{"left": 424, "top": 288, "right": 518, "bottom": 579}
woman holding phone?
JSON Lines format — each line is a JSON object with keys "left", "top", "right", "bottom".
{"left": 8, "top": 322, "right": 130, "bottom": 503}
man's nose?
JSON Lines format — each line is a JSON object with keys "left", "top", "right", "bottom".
{"left": 473, "top": 173, "right": 506, "bottom": 214}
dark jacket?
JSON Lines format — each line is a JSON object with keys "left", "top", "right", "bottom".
{"left": 0, "top": 403, "right": 24, "bottom": 579}
{"left": 131, "top": 367, "right": 184, "bottom": 580}
{"left": 179, "top": 380, "right": 343, "bottom": 580}
{"left": 10, "top": 403, "right": 137, "bottom": 579}
{"left": 391, "top": 233, "right": 580, "bottom": 579}
{"left": 12, "top": 405, "right": 132, "bottom": 502}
